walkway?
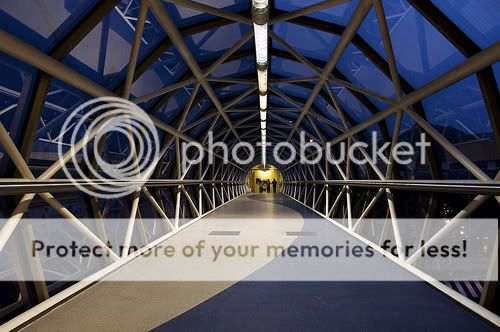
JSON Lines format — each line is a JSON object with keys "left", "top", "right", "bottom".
{"left": 19, "top": 194, "right": 495, "bottom": 331}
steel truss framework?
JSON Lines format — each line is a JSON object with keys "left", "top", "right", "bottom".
{"left": 0, "top": 0, "right": 498, "bottom": 325}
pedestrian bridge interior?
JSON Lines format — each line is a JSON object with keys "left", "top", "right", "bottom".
{"left": 0, "top": 0, "right": 499, "bottom": 330}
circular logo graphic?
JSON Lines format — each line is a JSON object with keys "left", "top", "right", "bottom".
{"left": 57, "top": 97, "right": 160, "bottom": 198}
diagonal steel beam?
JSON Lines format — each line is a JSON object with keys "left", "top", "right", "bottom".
{"left": 282, "top": 0, "right": 372, "bottom": 151}
{"left": 18, "top": 0, "right": 120, "bottom": 161}
{"left": 270, "top": 76, "right": 318, "bottom": 84}
{"left": 272, "top": 11, "right": 435, "bottom": 117}
{"left": 268, "top": 30, "right": 321, "bottom": 76}
{"left": 407, "top": 0, "right": 500, "bottom": 154}
{"left": 203, "top": 30, "right": 254, "bottom": 76}
{"left": 284, "top": 42, "right": 500, "bottom": 171}
{"left": 149, "top": 0, "right": 242, "bottom": 141}
{"left": 206, "top": 77, "right": 256, "bottom": 84}
{"left": 0, "top": 29, "right": 245, "bottom": 171}
{"left": 161, "top": 0, "right": 251, "bottom": 24}
{"left": 132, "top": 78, "right": 197, "bottom": 104}
{"left": 269, "top": 48, "right": 436, "bottom": 179}
{"left": 223, "top": 86, "right": 257, "bottom": 110}
{"left": 118, "top": 14, "right": 246, "bottom": 91}
{"left": 269, "top": 86, "right": 303, "bottom": 109}
{"left": 133, "top": 30, "right": 254, "bottom": 104}
{"left": 182, "top": 112, "right": 217, "bottom": 132}
{"left": 270, "top": 0, "right": 350, "bottom": 24}
{"left": 0, "top": 122, "right": 119, "bottom": 260}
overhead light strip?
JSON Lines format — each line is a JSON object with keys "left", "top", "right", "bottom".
{"left": 252, "top": 0, "right": 269, "bottom": 167}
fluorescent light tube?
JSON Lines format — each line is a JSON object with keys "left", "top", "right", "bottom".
{"left": 260, "top": 110, "right": 267, "bottom": 121}
{"left": 253, "top": 23, "right": 268, "bottom": 65}
{"left": 259, "top": 94, "right": 267, "bottom": 110}
{"left": 253, "top": 0, "right": 268, "bottom": 9}
{"left": 257, "top": 68, "right": 268, "bottom": 93}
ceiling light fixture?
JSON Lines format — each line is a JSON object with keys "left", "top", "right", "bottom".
{"left": 257, "top": 68, "right": 268, "bottom": 93}
{"left": 259, "top": 93, "right": 267, "bottom": 110}
{"left": 260, "top": 110, "right": 267, "bottom": 121}
{"left": 254, "top": 24, "right": 268, "bottom": 66}
{"left": 252, "top": 0, "right": 269, "bottom": 167}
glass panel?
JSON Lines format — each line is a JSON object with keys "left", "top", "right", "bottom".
{"left": 313, "top": 94, "right": 343, "bottom": 128}
{"left": 0, "top": 0, "right": 98, "bottom": 51}
{"left": 357, "top": 7, "right": 387, "bottom": 61}
{"left": 65, "top": 10, "right": 132, "bottom": 85}
{"left": 273, "top": 22, "right": 339, "bottom": 62}
{"left": 311, "top": 115, "right": 337, "bottom": 140}
{"left": 380, "top": 0, "right": 466, "bottom": 88}
{"left": 30, "top": 81, "right": 88, "bottom": 161}
{"left": 385, "top": 113, "right": 433, "bottom": 180}
{"left": 215, "top": 83, "right": 253, "bottom": 99}
{"left": 336, "top": 43, "right": 395, "bottom": 108}
{"left": 276, "top": 0, "right": 360, "bottom": 26}
{"left": 422, "top": 75, "right": 499, "bottom": 175}
{"left": 422, "top": 75, "right": 492, "bottom": 144}
{"left": 269, "top": 94, "right": 293, "bottom": 109}
{"left": 272, "top": 83, "right": 311, "bottom": 101}
{"left": 0, "top": 56, "right": 36, "bottom": 172}
{"left": 116, "top": 1, "right": 166, "bottom": 47}
{"left": 431, "top": 0, "right": 500, "bottom": 49}
{"left": 300, "top": 118, "right": 317, "bottom": 140}
{"left": 269, "top": 90, "right": 299, "bottom": 109}
{"left": 0, "top": 59, "right": 34, "bottom": 134}
{"left": 272, "top": 111, "right": 296, "bottom": 123}
{"left": 210, "top": 57, "right": 255, "bottom": 77}
{"left": 65, "top": 7, "right": 166, "bottom": 87}
{"left": 187, "top": 23, "right": 251, "bottom": 62}
{"left": 185, "top": 94, "right": 211, "bottom": 126}
{"left": 231, "top": 95, "right": 256, "bottom": 109}
{"left": 271, "top": 56, "right": 316, "bottom": 78}
{"left": 153, "top": 87, "right": 195, "bottom": 123}
{"left": 494, "top": 63, "right": 500, "bottom": 89}
{"left": 384, "top": 109, "right": 414, "bottom": 138}
{"left": 130, "top": 46, "right": 188, "bottom": 101}
{"left": 329, "top": 84, "right": 372, "bottom": 124}
{"left": 166, "top": 0, "right": 248, "bottom": 28}
{"left": 186, "top": 115, "right": 213, "bottom": 138}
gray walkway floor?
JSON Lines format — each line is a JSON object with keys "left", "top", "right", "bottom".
{"left": 19, "top": 194, "right": 495, "bottom": 331}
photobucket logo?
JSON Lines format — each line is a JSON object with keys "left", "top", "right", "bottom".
{"left": 57, "top": 97, "right": 160, "bottom": 198}
{"left": 292, "top": 131, "right": 431, "bottom": 166}
{"left": 181, "top": 131, "right": 430, "bottom": 171}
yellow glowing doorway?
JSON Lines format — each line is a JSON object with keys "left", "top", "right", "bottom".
{"left": 246, "top": 164, "right": 283, "bottom": 193}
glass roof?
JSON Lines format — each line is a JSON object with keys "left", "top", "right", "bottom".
{"left": 0, "top": 0, "right": 99, "bottom": 51}
{"left": 0, "top": 0, "right": 498, "bottom": 178}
